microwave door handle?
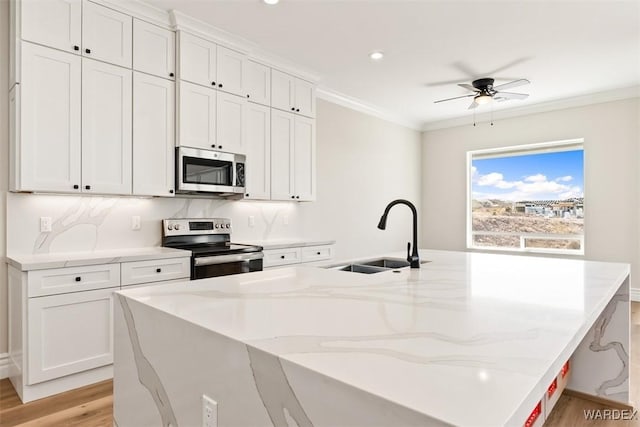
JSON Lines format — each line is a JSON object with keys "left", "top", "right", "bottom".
{"left": 194, "top": 252, "right": 264, "bottom": 266}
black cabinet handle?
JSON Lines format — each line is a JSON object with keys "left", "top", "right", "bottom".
{"left": 85, "top": 48, "right": 91, "bottom": 54}
{"left": 156, "top": 268, "right": 162, "bottom": 273}
{"left": 169, "top": 72, "right": 174, "bottom": 77}
{"left": 246, "top": 94, "right": 250, "bottom": 98}
{"left": 211, "top": 81, "right": 216, "bottom": 86}
{"left": 211, "top": 144, "right": 216, "bottom": 148}
{"left": 73, "top": 45, "right": 79, "bottom": 51}
{"left": 296, "top": 196, "right": 300, "bottom": 199}
{"left": 246, "top": 193, "right": 250, "bottom": 197}
{"left": 75, "top": 277, "right": 81, "bottom": 282}
{"left": 291, "top": 107, "right": 295, "bottom": 111}
{"left": 317, "top": 252, "right": 321, "bottom": 255}
{"left": 291, "top": 195, "right": 295, "bottom": 199}
{"left": 218, "top": 83, "right": 223, "bottom": 88}
{"left": 85, "top": 185, "right": 91, "bottom": 190}
{"left": 296, "top": 108, "right": 300, "bottom": 112}
{"left": 169, "top": 189, "right": 174, "bottom": 194}
{"left": 280, "top": 255, "right": 285, "bottom": 259}
{"left": 218, "top": 145, "right": 222, "bottom": 149}
{"left": 73, "top": 184, "right": 79, "bottom": 189}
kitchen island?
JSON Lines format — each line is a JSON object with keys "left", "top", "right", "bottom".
{"left": 113, "top": 250, "right": 630, "bottom": 426}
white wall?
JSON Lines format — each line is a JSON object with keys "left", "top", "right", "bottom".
{"left": 421, "top": 98, "right": 640, "bottom": 288}
{"left": 1, "top": 0, "right": 9, "bottom": 356}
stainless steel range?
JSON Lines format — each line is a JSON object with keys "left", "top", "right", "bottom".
{"left": 162, "top": 218, "right": 263, "bottom": 280}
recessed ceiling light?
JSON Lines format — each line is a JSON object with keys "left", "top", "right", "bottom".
{"left": 263, "top": 0, "right": 279, "bottom": 4}
{"left": 369, "top": 51, "right": 384, "bottom": 61}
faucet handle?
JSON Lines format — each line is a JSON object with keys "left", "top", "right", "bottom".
{"left": 406, "top": 242, "right": 411, "bottom": 263}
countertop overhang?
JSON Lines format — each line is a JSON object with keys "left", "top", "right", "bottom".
{"left": 117, "top": 249, "right": 630, "bottom": 426}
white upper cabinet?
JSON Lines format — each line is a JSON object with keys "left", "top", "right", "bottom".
{"left": 245, "top": 60, "right": 271, "bottom": 106}
{"left": 271, "top": 69, "right": 316, "bottom": 118}
{"left": 293, "top": 116, "right": 316, "bottom": 200}
{"left": 133, "top": 72, "right": 175, "bottom": 197}
{"left": 244, "top": 103, "right": 271, "bottom": 200}
{"left": 178, "top": 81, "right": 217, "bottom": 150}
{"left": 178, "top": 32, "right": 217, "bottom": 88}
{"left": 270, "top": 109, "right": 295, "bottom": 201}
{"left": 216, "top": 92, "right": 247, "bottom": 154}
{"left": 294, "top": 79, "right": 316, "bottom": 118}
{"left": 20, "top": 0, "right": 82, "bottom": 54}
{"left": 82, "top": 1, "right": 132, "bottom": 68}
{"left": 133, "top": 19, "right": 175, "bottom": 80}
{"left": 82, "top": 59, "right": 132, "bottom": 195}
{"left": 17, "top": 43, "right": 82, "bottom": 193}
{"left": 215, "top": 46, "right": 245, "bottom": 97}
{"left": 271, "top": 69, "right": 295, "bottom": 114}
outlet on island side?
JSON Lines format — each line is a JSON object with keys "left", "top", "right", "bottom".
{"left": 283, "top": 214, "right": 289, "bottom": 226}
{"left": 131, "top": 216, "right": 141, "bottom": 231}
{"left": 248, "top": 215, "right": 255, "bottom": 227}
{"left": 202, "top": 394, "right": 218, "bottom": 427}
{"left": 40, "top": 217, "right": 52, "bottom": 232}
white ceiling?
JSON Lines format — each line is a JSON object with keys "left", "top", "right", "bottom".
{"left": 149, "top": 0, "right": 640, "bottom": 128}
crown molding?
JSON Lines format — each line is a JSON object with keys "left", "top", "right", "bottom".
{"left": 89, "top": 0, "right": 172, "bottom": 29}
{"left": 317, "top": 87, "right": 422, "bottom": 131}
{"left": 421, "top": 85, "right": 640, "bottom": 132}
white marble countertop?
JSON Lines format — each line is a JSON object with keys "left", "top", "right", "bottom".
{"left": 236, "top": 239, "right": 336, "bottom": 250}
{"left": 117, "top": 249, "right": 630, "bottom": 426}
{"left": 6, "top": 247, "right": 192, "bottom": 271}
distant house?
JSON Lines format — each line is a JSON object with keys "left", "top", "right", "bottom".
{"left": 513, "top": 198, "right": 584, "bottom": 218}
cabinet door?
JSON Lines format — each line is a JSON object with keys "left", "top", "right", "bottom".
{"left": 20, "top": 0, "right": 81, "bottom": 54}
{"left": 83, "top": 1, "right": 132, "bottom": 68}
{"left": 82, "top": 59, "right": 132, "bottom": 195}
{"left": 27, "top": 287, "right": 116, "bottom": 385}
{"left": 178, "top": 32, "right": 216, "bottom": 88}
{"left": 216, "top": 92, "right": 246, "bottom": 154}
{"left": 271, "top": 69, "right": 295, "bottom": 113}
{"left": 20, "top": 42, "right": 81, "bottom": 192}
{"left": 244, "top": 103, "right": 270, "bottom": 200}
{"left": 178, "top": 81, "right": 217, "bottom": 149}
{"left": 216, "top": 45, "right": 245, "bottom": 96}
{"left": 133, "top": 19, "right": 175, "bottom": 80}
{"left": 270, "top": 110, "right": 295, "bottom": 201}
{"left": 245, "top": 60, "right": 271, "bottom": 106}
{"left": 293, "top": 116, "right": 316, "bottom": 201}
{"left": 295, "top": 79, "right": 316, "bottom": 118}
{"left": 133, "top": 72, "right": 175, "bottom": 197}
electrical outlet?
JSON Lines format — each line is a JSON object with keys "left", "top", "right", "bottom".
{"left": 248, "top": 215, "right": 255, "bottom": 227}
{"left": 202, "top": 394, "right": 217, "bottom": 427}
{"left": 131, "top": 216, "right": 141, "bottom": 231}
{"left": 40, "top": 217, "right": 52, "bottom": 232}
{"left": 283, "top": 214, "right": 289, "bottom": 226}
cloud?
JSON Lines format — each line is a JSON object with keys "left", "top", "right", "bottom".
{"left": 524, "top": 174, "right": 547, "bottom": 183}
{"left": 473, "top": 170, "right": 583, "bottom": 201}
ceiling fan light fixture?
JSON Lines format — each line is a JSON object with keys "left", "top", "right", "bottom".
{"left": 475, "top": 93, "right": 493, "bottom": 105}
{"left": 263, "top": 0, "right": 280, "bottom": 5}
{"left": 369, "top": 51, "right": 384, "bottom": 61}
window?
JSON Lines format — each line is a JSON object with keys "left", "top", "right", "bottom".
{"left": 467, "top": 139, "right": 584, "bottom": 255}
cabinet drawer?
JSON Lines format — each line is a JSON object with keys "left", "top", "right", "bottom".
{"left": 27, "top": 264, "right": 120, "bottom": 297}
{"left": 121, "top": 257, "right": 191, "bottom": 286}
{"left": 263, "top": 248, "right": 301, "bottom": 268}
{"left": 301, "top": 245, "right": 333, "bottom": 262}
{"left": 27, "top": 287, "right": 116, "bottom": 385}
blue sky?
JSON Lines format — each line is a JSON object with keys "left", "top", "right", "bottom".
{"left": 472, "top": 150, "right": 584, "bottom": 201}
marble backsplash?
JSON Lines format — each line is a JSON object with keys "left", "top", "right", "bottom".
{"left": 7, "top": 193, "right": 302, "bottom": 255}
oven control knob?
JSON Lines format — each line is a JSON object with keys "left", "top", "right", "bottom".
{"left": 174, "top": 224, "right": 181, "bottom": 231}
{"left": 215, "top": 224, "right": 220, "bottom": 229}
{"left": 167, "top": 224, "right": 173, "bottom": 230}
{"left": 225, "top": 224, "right": 230, "bottom": 229}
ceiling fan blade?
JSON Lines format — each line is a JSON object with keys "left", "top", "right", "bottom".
{"left": 457, "top": 83, "right": 478, "bottom": 92}
{"left": 433, "top": 94, "right": 476, "bottom": 104}
{"left": 468, "top": 99, "right": 479, "bottom": 109}
{"left": 493, "top": 79, "right": 530, "bottom": 91}
{"left": 495, "top": 91, "right": 529, "bottom": 100}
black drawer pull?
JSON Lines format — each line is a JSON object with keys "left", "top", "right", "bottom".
{"left": 85, "top": 185, "right": 91, "bottom": 190}
{"left": 169, "top": 189, "right": 174, "bottom": 194}
{"left": 296, "top": 108, "right": 300, "bottom": 112}
{"left": 212, "top": 81, "right": 216, "bottom": 86}
{"left": 73, "top": 45, "right": 79, "bottom": 51}
{"left": 218, "top": 83, "right": 223, "bottom": 88}
{"left": 317, "top": 252, "right": 321, "bottom": 255}
{"left": 73, "top": 184, "right": 79, "bottom": 189}
{"left": 156, "top": 268, "right": 162, "bottom": 273}
{"left": 280, "top": 255, "right": 285, "bottom": 259}
{"left": 85, "top": 48, "right": 91, "bottom": 54}
{"left": 75, "top": 277, "right": 81, "bottom": 282}
{"left": 169, "top": 72, "right": 174, "bottom": 77}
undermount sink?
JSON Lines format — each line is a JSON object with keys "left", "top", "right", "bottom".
{"left": 361, "top": 258, "right": 411, "bottom": 269}
{"left": 332, "top": 258, "right": 431, "bottom": 274}
{"left": 338, "top": 264, "right": 389, "bottom": 274}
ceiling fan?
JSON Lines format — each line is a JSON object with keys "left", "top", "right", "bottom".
{"left": 434, "top": 78, "right": 530, "bottom": 109}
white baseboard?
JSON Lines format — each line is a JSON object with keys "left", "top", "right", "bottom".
{"left": 630, "top": 288, "right": 640, "bottom": 302}
{"left": 0, "top": 353, "right": 9, "bottom": 379}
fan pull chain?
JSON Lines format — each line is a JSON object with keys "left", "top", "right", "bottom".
{"left": 473, "top": 108, "right": 476, "bottom": 127}
{"left": 490, "top": 103, "right": 494, "bottom": 126}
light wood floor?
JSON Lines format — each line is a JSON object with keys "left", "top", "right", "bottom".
{"left": 1, "top": 304, "right": 639, "bottom": 426}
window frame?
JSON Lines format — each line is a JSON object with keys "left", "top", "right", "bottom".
{"left": 466, "top": 138, "right": 585, "bottom": 256}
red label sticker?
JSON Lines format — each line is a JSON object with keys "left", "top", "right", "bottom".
{"left": 524, "top": 402, "right": 542, "bottom": 427}
{"left": 548, "top": 378, "right": 558, "bottom": 398}
{"left": 561, "top": 361, "right": 570, "bottom": 378}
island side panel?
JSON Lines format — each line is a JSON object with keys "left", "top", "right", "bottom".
{"left": 113, "top": 295, "right": 450, "bottom": 427}
{"left": 567, "top": 276, "right": 630, "bottom": 404}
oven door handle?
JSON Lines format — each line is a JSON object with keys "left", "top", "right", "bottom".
{"left": 194, "top": 252, "right": 264, "bottom": 266}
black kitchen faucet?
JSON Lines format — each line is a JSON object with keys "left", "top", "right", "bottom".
{"left": 377, "top": 199, "right": 420, "bottom": 268}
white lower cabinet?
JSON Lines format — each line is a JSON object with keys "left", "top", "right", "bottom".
{"left": 8, "top": 255, "right": 191, "bottom": 403}
{"left": 263, "top": 244, "right": 334, "bottom": 268}
{"left": 27, "top": 287, "right": 116, "bottom": 385}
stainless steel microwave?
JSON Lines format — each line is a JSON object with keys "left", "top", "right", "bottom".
{"left": 176, "top": 147, "right": 246, "bottom": 197}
